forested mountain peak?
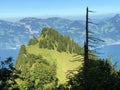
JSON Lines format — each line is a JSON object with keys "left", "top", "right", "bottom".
{"left": 39, "top": 27, "right": 83, "bottom": 54}
{"left": 40, "top": 27, "right": 59, "bottom": 38}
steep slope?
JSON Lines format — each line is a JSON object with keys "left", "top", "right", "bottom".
{"left": 15, "top": 28, "right": 83, "bottom": 85}
{"left": 26, "top": 45, "right": 83, "bottom": 84}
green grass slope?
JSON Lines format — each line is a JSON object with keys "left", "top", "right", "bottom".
{"left": 26, "top": 43, "right": 83, "bottom": 84}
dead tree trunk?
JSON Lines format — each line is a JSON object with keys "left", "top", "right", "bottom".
{"left": 83, "top": 7, "right": 104, "bottom": 90}
{"left": 83, "top": 7, "right": 89, "bottom": 90}
{"left": 84, "top": 7, "right": 89, "bottom": 69}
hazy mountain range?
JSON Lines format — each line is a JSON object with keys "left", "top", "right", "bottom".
{"left": 0, "top": 14, "right": 120, "bottom": 50}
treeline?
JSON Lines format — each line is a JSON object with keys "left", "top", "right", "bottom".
{"left": 28, "top": 36, "right": 38, "bottom": 46}
{"left": 28, "top": 27, "right": 84, "bottom": 55}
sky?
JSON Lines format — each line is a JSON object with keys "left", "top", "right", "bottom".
{"left": 0, "top": 0, "right": 120, "bottom": 19}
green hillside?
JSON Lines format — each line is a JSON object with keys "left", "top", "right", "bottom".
{"left": 15, "top": 27, "right": 83, "bottom": 89}
{"left": 26, "top": 44, "right": 83, "bottom": 84}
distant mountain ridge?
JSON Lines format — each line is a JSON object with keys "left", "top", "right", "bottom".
{"left": 0, "top": 17, "right": 84, "bottom": 49}
{"left": 0, "top": 14, "right": 120, "bottom": 49}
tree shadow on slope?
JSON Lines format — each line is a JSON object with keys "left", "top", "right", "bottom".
{"left": 59, "top": 58, "right": 120, "bottom": 90}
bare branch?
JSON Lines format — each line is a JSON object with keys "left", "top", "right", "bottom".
{"left": 88, "top": 10, "right": 96, "bottom": 13}
{"left": 88, "top": 36, "right": 104, "bottom": 42}
{"left": 88, "top": 21, "right": 98, "bottom": 25}
{"left": 90, "top": 50, "right": 103, "bottom": 54}
{"left": 88, "top": 45, "right": 96, "bottom": 48}
{"left": 88, "top": 31, "right": 94, "bottom": 34}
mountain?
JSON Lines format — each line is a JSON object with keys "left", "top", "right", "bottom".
{"left": 1, "top": 14, "right": 120, "bottom": 50}
{"left": 15, "top": 28, "right": 83, "bottom": 86}
{"left": 38, "top": 27, "right": 84, "bottom": 54}
{"left": 0, "top": 20, "right": 31, "bottom": 49}
{"left": 0, "top": 17, "right": 85, "bottom": 50}
{"left": 1, "top": 14, "right": 120, "bottom": 59}
{"left": 94, "top": 14, "right": 120, "bottom": 45}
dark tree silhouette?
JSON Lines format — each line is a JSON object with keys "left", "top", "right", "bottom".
{"left": 83, "top": 6, "right": 105, "bottom": 90}
{"left": 0, "top": 57, "right": 20, "bottom": 90}
{"left": 83, "top": 7, "right": 89, "bottom": 90}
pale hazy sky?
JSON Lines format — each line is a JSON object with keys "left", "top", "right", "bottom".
{"left": 0, "top": 0, "right": 120, "bottom": 18}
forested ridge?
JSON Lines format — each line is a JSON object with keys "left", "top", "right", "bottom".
{"left": 14, "top": 27, "right": 84, "bottom": 90}
{"left": 39, "top": 27, "right": 84, "bottom": 54}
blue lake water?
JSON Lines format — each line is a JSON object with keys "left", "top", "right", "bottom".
{"left": 0, "top": 49, "right": 19, "bottom": 62}
{"left": 98, "top": 44, "right": 120, "bottom": 69}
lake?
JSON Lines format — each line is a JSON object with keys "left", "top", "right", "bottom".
{"left": 0, "top": 49, "right": 19, "bottom": 62}
{"left": 98, "top": 44, "right": 120, "bottom": 69}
